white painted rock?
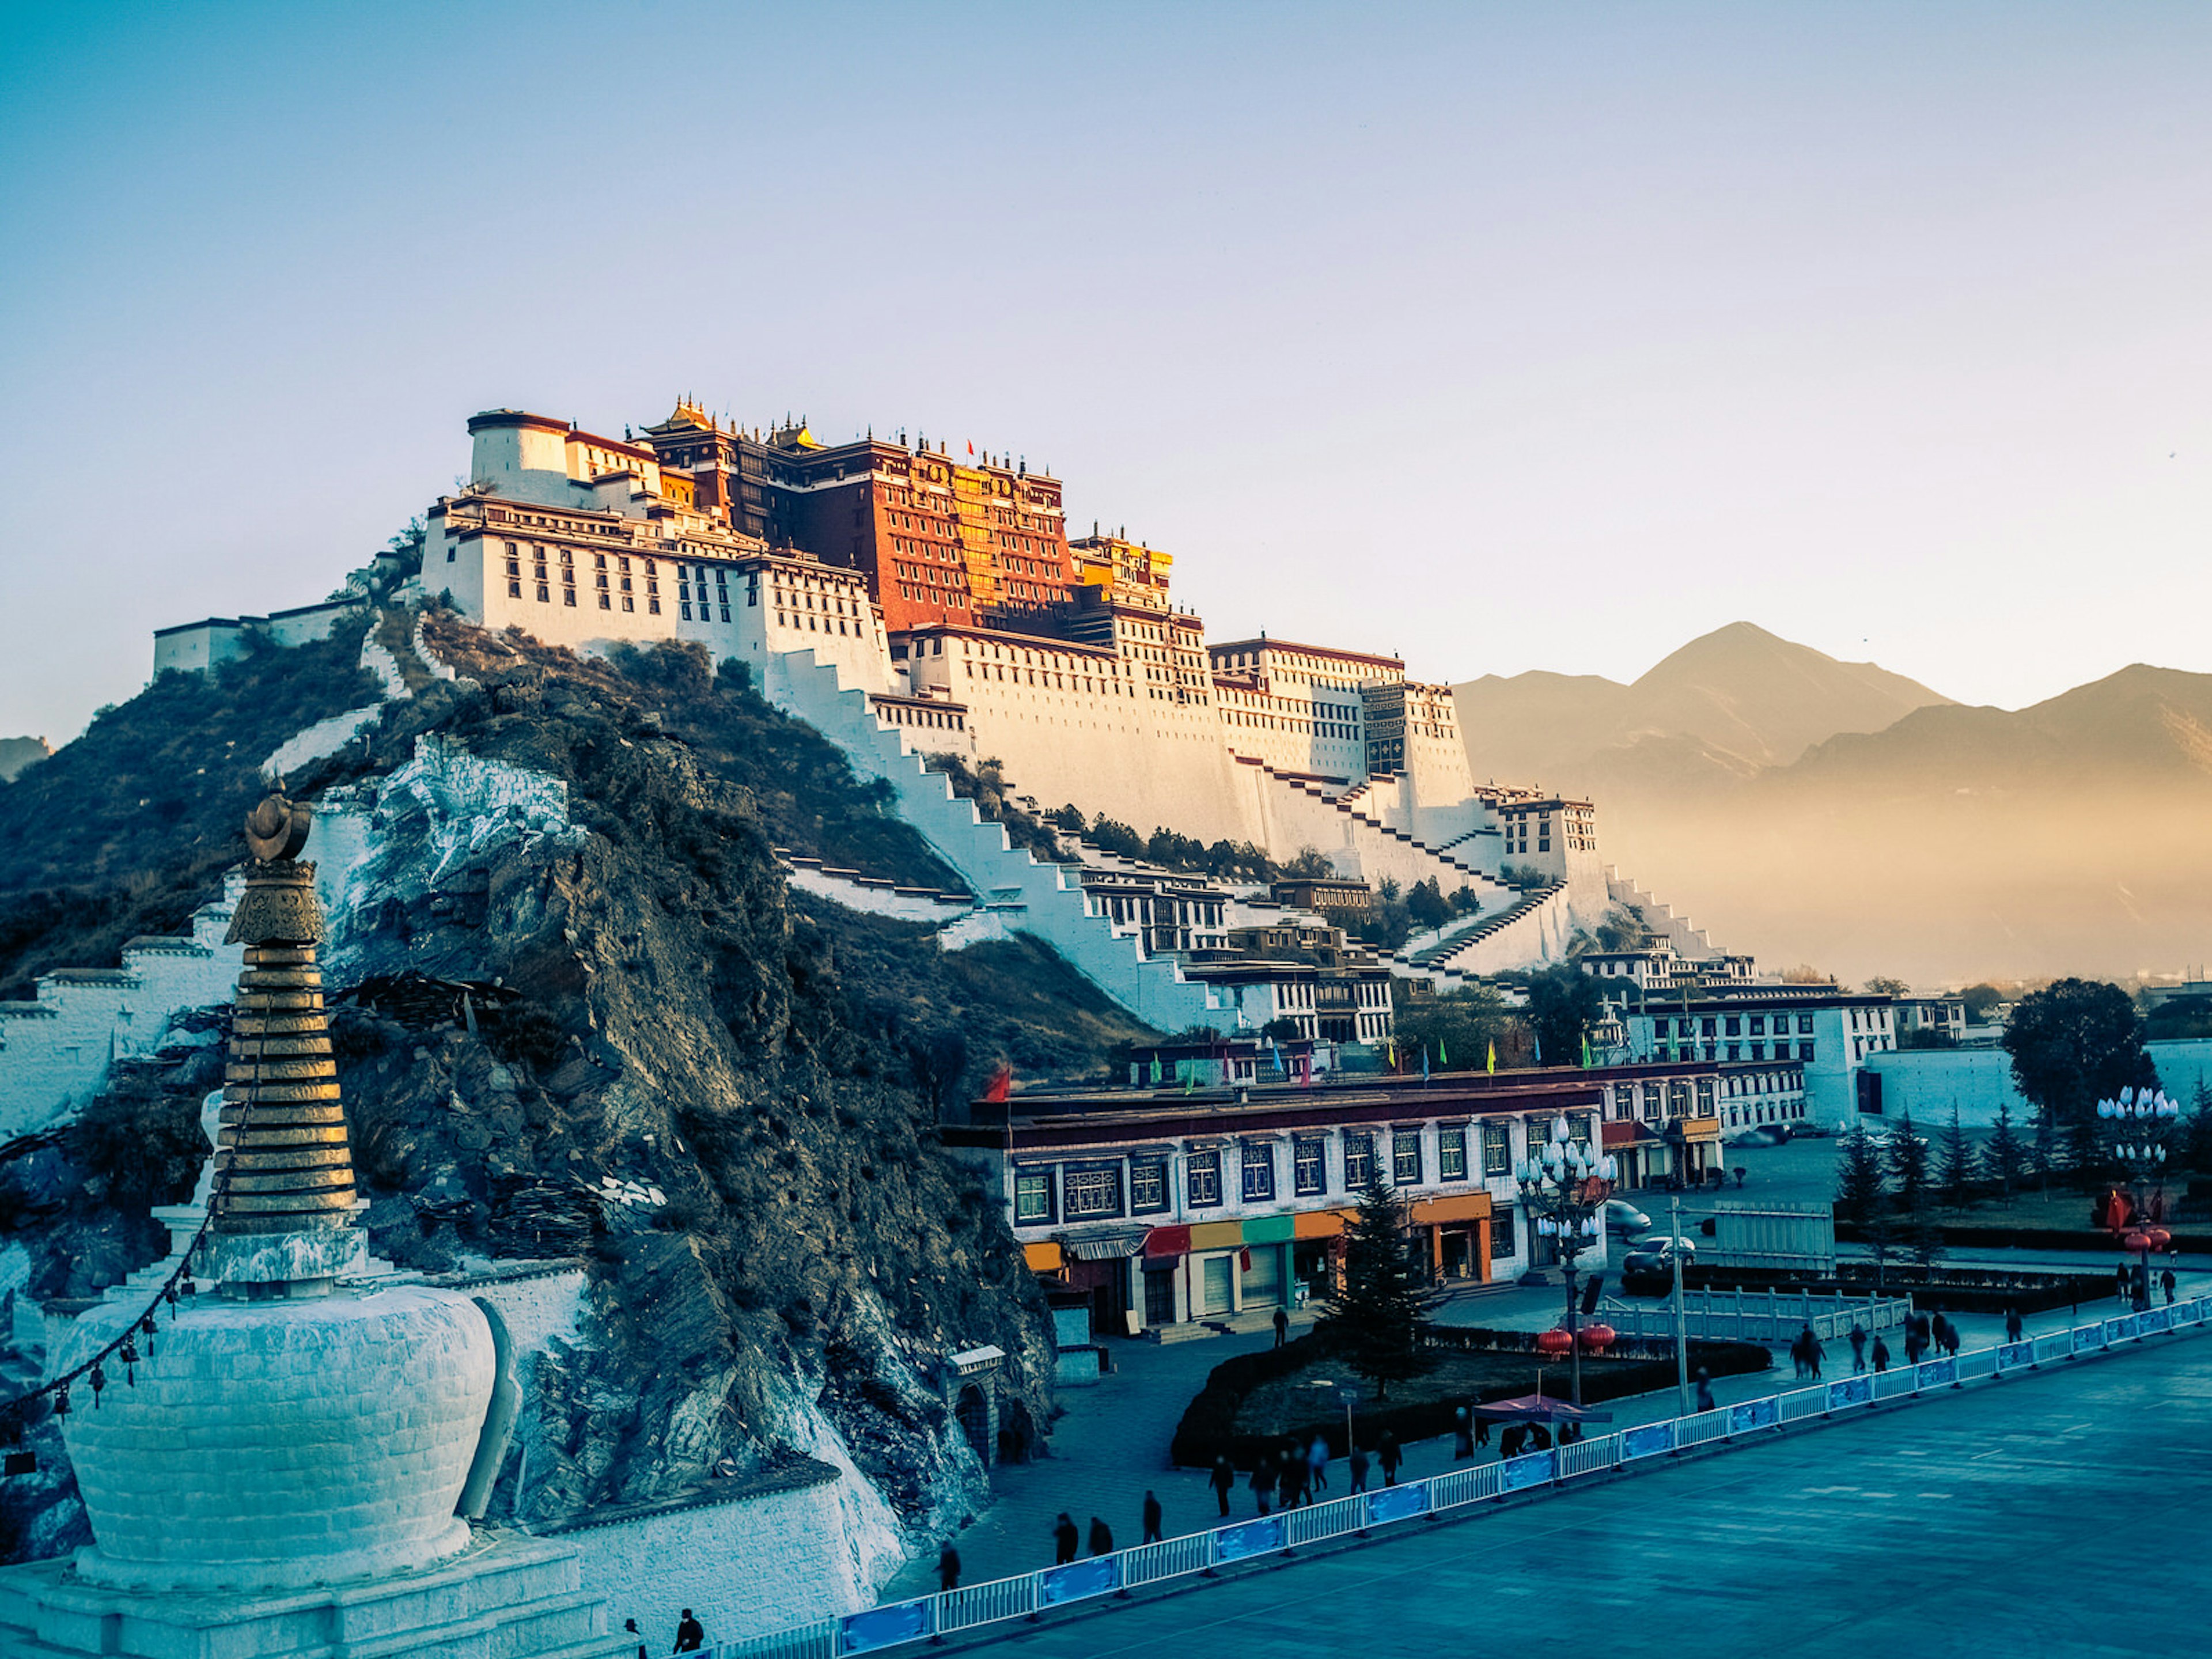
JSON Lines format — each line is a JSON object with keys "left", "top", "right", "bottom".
{"left": 58, "top": 1285, "right": 495, "bottom": 1591}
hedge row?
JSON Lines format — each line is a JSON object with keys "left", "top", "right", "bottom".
{"left": 1622, "top": 1262, "right": 2110, "bottom": 1316}
{"left": 1168, "top": 1328, "right": 1771, "bottom": 1469}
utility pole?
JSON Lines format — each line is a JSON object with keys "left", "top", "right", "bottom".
{"left": 1671, "top": 1193, "right": 1691, "bottom": 1416}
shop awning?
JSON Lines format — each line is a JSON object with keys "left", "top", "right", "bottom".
{"left": 1063, "top": 1228, "right": 1149, "bottom": 1260}
{"left": 1294, "top": 1209, "right": 1359, "bottom": 1240}
{"left": 1144, "top": 1224, "right": 1192, "bottom": 1260}
{"left": 1188, "top": 1220, "right": 1244, "bottom": 1252}
{"left": 1680, "top": 1115, "right": 1723, "bottom": 1142}
{"left": 1410, "top": 1192, "right": 1493, "bottom": 1226}
{"left": 1243, "top": 1213, "right": 1296, "bottom": 1245}
{"left": 1603, "top": 1120, "right": 1658, "bottom": 1148}
{"left": 1022, "top": 1242, "right": 1063, "bottom": 1272}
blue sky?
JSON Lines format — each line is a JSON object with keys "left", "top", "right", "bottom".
{"left": 3, "top": 2, "right": 2209, "bottom": 741}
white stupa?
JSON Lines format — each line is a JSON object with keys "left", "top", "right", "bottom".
{"left": 0, "top": 796, "right": 632, "bottom": 1658}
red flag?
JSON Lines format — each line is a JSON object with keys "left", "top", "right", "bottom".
{"left": 983, "top": 1062, "right": 1012, "bottom": 1104}
{"left": 967, "top": 440, "right": 975, "bottom": 457}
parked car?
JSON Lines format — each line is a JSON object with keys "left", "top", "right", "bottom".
{"left": 1604, "top": 1198, "right": 1652, "bottom": 1235}
{"left": 1622, "top": 1238, "right": 1697, "bottom": 1277}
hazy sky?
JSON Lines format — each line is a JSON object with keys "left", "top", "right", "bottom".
{"left": 4, "top": 2, "right": 2209, "bottom": 743}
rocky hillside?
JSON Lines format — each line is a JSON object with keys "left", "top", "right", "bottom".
{"left": 1, "top": 611, "right": 1154, "bottom": 1572}
{"left": 0, "top": 739, "right": 48, "bottom": 784}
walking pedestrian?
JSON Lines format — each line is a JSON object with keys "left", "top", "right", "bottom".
{"left": 1807, "top": 1327, "right": 1827, "bottom": 1379}
{"left": 1849, "top": 1323, "right": 1868, "bottom": 1373}
{"left": 1789, "top": 1327, "right": 1811, "bottom": 1380}
{"left": 1089, "top": 1517, "right": 1113, "bottom": 1558}
{"left": 1904, "top": 1324, "right": 1925, "bottom": 1366}
{"left": 1250, "top": 1456, "right": 1274, "bottom": 1516}
{"left": 1272, "top": 1306, "right": 1289, "bottom": 1349}
{"left": 1695, "top": 1366, "right": 1715, "bottom": 1413}
{"left": 2004, "top": 1305, "right": 2024, "bottom": 1344}
{"left": 1499, "top": 1423, "right": 1525, "bottom": 1459}
{"left": 2163, "top": 1268, "right": 2178, "bottom": 1305}
{"left": 1377, "top": 1430, "right": 1402, "bottom": 1487}
{"left": 1932, "top": 1313, "right": 1959, "bottom": 1359}
{"left": 1528, "top": 1422, "right": 1554, "bottom": 1452}
{"left": 1453, "top": 1406, "right": 1475, "bottom": 1460}
{"left": 1209, "top": 1455, "right": 1236, "bottom": 1518}
{"left": 1141, "top": 1491, "right": 1163, "bottom": 1545}
{"left": 1871, "top": 1334, "right": 1891, "bottom": 1373}
{"left": 1348, "top": 1443, "right": 1370, "bottom": 1493}
{"left": 673, "top": 1609, "right": 706, "bottom": 1653}
{"left": 1278, "top": 1450, "right": 1306, "bottom": 1510}
{"left": 2117, "top": 1262, "right": 2131, "bottom": 1301}
{"left": 937, "top": 1541, "right": 961, "bottom": 1593}
{"left": 1053, "top": 1513, "right": 1079, "bottom": 1565}
{"left": 1307, "top": 1433, "right": 1330, "bottom": 1493}
{"left": 624, "top": 1619, "right": 646, "bottom": 1659}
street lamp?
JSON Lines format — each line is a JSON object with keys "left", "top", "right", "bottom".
{"left": 2099, "top": 1086, "right": 2179, "bottom": 1310}
{"left": 1514, "top": 1114, "right": 1619, "bottom": 1406}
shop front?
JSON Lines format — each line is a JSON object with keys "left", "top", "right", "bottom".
{"left": 1412, "top": 1191, "right": 1494, "bottom": 1283}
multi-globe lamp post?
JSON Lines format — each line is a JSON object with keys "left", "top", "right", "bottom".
{"left": 1514, "top": 1115, "right": 1619, "bottom": 1407}
{"left": 2099, "top": 1085, "right": 2179, "bottom": 1311}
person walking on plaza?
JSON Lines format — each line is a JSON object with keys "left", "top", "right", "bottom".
{"left": 1273, "top": 1306, "right": 1290, "bottom": 1349}
{"left": 1278, "top": 1448, "right": 1306, "bottom": 1510}
{"left": 1871, "top": 1334, "right": 1891, "bottom": 1373}
{"left": 624, "top": 1619, "right": 647, "bottom": 1659}
{"left": 1307, "top": 1433, "right": 1330, "bottom": 1493}
{"left": 1528, "top": 1422, "right": 1554, "bottom": 1452}
{"left": 2117, "top": 1262, "right": 2131, "bottom": 1302}
{"left": 2005, "top": 1306, "right": 2025, "bottom": 1345}
{"left": 1931, "top": 1313, "right": 1959, "bottom": 1359}
{"left": 1349, "top": 1442, "right": 1370, "bottom": 1493}
{"left": 673, "top": 1610, "right": 706, "bottom": 1653}
{"left": 2164, "top": 1267, "right": 2179, "bottom": 1305}
{"left": 1806, "top": 1327, "right": 1826, "bottom": 1379}
{"left": 1054, "top": 1513, "right": 1079, "bottom": 1565}
{"left": 1210, "top": 1455, "right": 1236, "bottom": 1518}
{"left": 1499, "top": 1423, "right": 1525, "bottom": 1459}
{"left": 1141, "top": 1491, "right": 1163, "bottom": 1545}
{"left": 937, "top": 1541, "right": 961, "bottom": 1593}
{"left": 1377, "top": 1430, "right": 1402, "bottom": 1486}
{"left": 1453, "top": 1406, "right": 1475, "bottom": 1460}
{"left": 1250, "top": 1455, "right": 1274, "bottom": 1516}
{"left": 1088, "top": 1517, "right": 1113, "bottom": 1558}
{"left": 1904, "top": 1322, "right": 1926, "bottom": 1367}
{"left": 1849, "top": 1323, "right": 1868, "bottom": 1373}
{"left": 1695, "top": 1367, "right": 1715, "bottom": 1413}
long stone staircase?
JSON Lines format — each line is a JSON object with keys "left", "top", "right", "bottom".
{"left": 762, "top": 649, "right": 1230, "bottom": 1032}
{"left": 1238, "top": 756, "right": 1517, "bottom": 900}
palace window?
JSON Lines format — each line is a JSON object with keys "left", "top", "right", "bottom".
{"left": 1438, "top": 1127, "right": 1467, "bottom": 1181}
{"left": 1343, "top": 1133, "right": 1374, "bottom": 1190}
{"left": 1393, "top": 1131, "right": 1423, "bottom": 1186}
{"left": 1187, "top": 1149, "right": 1222, "bottom": 1208}
{"left": 1293, "top": 1136, "right": 1325, "bottom": 1197}
{"left": 1063, "top": 1164, "right": 1124, "bottom": 1221}
{"left": 1482, "top": 1122, "right": 1511, "bottom": 1176}
{"left": 1130, "top": 1159, "right": 1168, "bottom": 1215}
{"left": 1241, "top": 1142, "right": 1275, "bottom": 1203}
{"left": 1013, "top": 1169, "right": 1054, "bottom": 1226}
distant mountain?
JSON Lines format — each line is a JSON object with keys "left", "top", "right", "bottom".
{"left": 1473, "top": 645, "right": 2212, "bottom": 985}
{"left": 0, "top": 736, "right": 49, "bottom": 782}
{"left": 1455, "top": 622, "right": 1953, "bottom": 797}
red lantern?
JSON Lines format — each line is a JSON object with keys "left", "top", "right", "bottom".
{"left": 2121, "top": 1230, "right": 2150, "bottom": 1252}
{"left": 1535, "top": 1327, "right": 1575, "bottom": 1357}
{"left": 2145, "top": 1228, "right": 2173, "bottom": 1252}
{"left": 1578, "top": 1323, "right": 1616, "bottom": 1353}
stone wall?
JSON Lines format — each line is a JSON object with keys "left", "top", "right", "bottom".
{"left": 551, "top": 1465, "right": 870, "bottom": 1647}
{"left": 1865, "top": 1039, "right": 2212, "bottom": 1128}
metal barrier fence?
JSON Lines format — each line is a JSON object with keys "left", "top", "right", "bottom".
{"left": 1600, "top": 1289, "right": 1912, "bottom": 1344}
{"left": 709, "top": 1297, "right": 2212, "bottom": 1659}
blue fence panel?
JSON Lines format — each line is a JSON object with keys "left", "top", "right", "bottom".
{"left": 1826, "top": 1376, "right": 1873, "bottom": 1410}
{"left": 1728, "top": 1396, "right": 1779, "bottom": 1433}
{"left": 1998, "top": 1341, "right": 2034, "bottom": 1369}
{"left": 1211, "top": 1515, "right": 1287, "bottom": 1564}
{"left": 1365, "top": 1482, "right": 1430, "bottom": 1525}
{"left": 837, "top": 1599, "right": 934, "bottom": 1655}
{"left": 1915, "top": 1358, "right": 1956, "bottom": 1389}
{"left": 2073, "top": 1323, "right": 2106, "bottom": 1354}
{"left": 1497, "top": 1451, "right": 1555, "bottom": 1493}
{"left": 2141, "top": 1306, "right": 2173, "bottom": 1333}
{"left": 1620, "top": 1421, "right": 1674, "bottom": 1460}
{"left": 1038, "top": 1557, "right": 1121, "bottom": 1607}
{"left": 2108, "top": 1315, "right": 2140, "bottom": 1343}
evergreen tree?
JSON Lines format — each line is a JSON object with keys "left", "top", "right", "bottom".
{"left": 1888, "top": 1113, "right": 1944, "bottom": 1266}
{"left": 2003, "top": 978, "right": 2157, "bottom": 1179}
{"left": 1984, "top": 1101, "right": 2026, "bottom": 1196}
{"left": 1936, "top": 1106, "right": 1976, "bottom": 1209}
{"left": 1319, "top": 1175, "right": 1437, "bottom": 1399}
{"left": 2185, "top": 1080, "right": 2212, "bottom": 1175}
{"left": 1834, "top": 1123, "right": 1893, "bottom": 1287}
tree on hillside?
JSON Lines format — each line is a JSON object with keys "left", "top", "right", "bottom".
{"left": 2187, "top": 1080, "right": 2212, "bottom": 1175}
{"left": 1283, "top": 846, "right": 1335, "bottom": 880}
{"left": 1960, "top": 983, "right": 2007, "bottom": 1021}
{"left": 1522, "top": 967, "right": 1606, "bottom": 1068}
{"left": 1865, "top": 976, "right": 1912, "bottom": 998}
{"left": 1390, "top": 981, "right": 1516, "bottom": 1070}
{"left": 1405, "top": 877, "right": 1450, "bottom": 933}
{"left": 1983, "top": 1101, "right": 2027, "bottom": 1196}
{"left": 1834, "top": 1123, "right": 1893, "bottom": 1286}
{"left": 2003, "top": 979, "right": 2158, "bottom": 1180}
{"left": 1319, "top": 1175, "right": 1438, "bottom": 1399}
{"left": 1936, "top": 1107, "right": 1975, "bottom": 1209}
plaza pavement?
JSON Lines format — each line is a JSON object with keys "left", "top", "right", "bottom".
{"left": 883, "top": 1260, "right": 2203, "bottom": 1601}
{"left": 942, "top": 1323, "right": 2212, "bottom": 1658}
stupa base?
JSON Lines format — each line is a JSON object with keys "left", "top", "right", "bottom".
{"left": 0, "top": 1529, "right": 636, "bottom": 1659}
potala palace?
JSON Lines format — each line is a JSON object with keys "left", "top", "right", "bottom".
{"left": 157, "top": 402, "right": 1696, "bottom": 986}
